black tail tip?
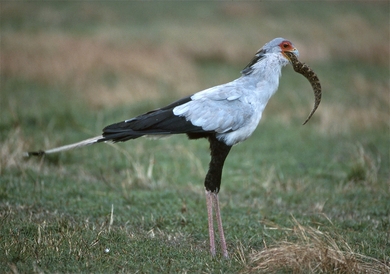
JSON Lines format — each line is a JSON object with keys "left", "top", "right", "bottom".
{"left": 23, "top": 150, "right": 45, "bottom": 157}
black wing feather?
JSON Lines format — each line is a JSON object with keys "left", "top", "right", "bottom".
{"left": 101, "top": 96, "right": 212, "bottom": 142}
{"left": 241, "top": 49, "right": 266, "bottom": 75}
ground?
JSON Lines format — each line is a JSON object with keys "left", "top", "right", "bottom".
{"left": 1, "top": 2, "right": 389, "bottom": 273}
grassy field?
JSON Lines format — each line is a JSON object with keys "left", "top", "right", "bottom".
{"left": 1, "top": 2, "right": 389, "bottom": 273}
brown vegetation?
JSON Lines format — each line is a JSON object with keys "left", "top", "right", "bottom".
{"left": 245, "top": 218, "right": 390, "bottom": 274}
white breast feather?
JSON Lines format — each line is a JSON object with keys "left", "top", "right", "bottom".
{"left": 173, "top": 53, "right": 288, "bottom": 146}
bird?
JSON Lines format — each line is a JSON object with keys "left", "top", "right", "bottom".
{"left": 26, "top": 37, "right": 301, "bottom": 259}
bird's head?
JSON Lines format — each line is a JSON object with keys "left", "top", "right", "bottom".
{"left": 263, "top": 37, "right": 299, "bottom": 60}
{"left": 241, "top": 37, "right": 299, "bottom": 75}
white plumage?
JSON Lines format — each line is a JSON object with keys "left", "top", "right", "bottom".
{"left": 174, "top": 38, "right": 298, "bottom": 146}
{"left": 26, "top": 37, "right": 301, "bottom": 258}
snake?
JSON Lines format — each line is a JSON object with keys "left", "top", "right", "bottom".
{"left": 285, "top": 51, "right": 322, "bottom": 125}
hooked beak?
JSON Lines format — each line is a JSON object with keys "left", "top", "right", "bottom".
{"left": 283, "top": 48, "right": 299, "bottom": 64}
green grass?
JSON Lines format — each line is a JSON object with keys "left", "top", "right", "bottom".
{"left": 1, "top": 1, "right": 389, "bottom": 273}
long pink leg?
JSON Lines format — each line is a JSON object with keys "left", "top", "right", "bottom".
{"left": 206, "top": 190, "right": 216, "bottom": 256}
{"left": 212, "top": 192, "right": 229, "bottom": 258}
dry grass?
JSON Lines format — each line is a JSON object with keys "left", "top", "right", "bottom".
{"left": 0, "top": 128, "right": 24, "bottom": 175}
{"left": 1, "top": 3, "right": 389, "bottom": 273}
{"left": 245, "top": 217, "right": 389, "bottom": 274}
{"left": 1, "top": 32, "right": 199, "bottom": 108}
{"left": 2, "top": 29, "right": 388, "bottom": 136}
{"left": 345, "top": 143, "right": 382, "bottom": 185}
{"left": 2, "top": 28, "right": 389, "bottom": 134}
{"left": 316, "top": 68, "right": 390, "bottom": 135}
{"left": 0, "top": 128, "right": 40, "bottom": 175}
{"left": 318, "top": 103, "right": 389, "bottom": 135}
{"left": 0, "top": 127, "right": 72, "bottom": 179}
{"left": 2, "top": 1, "right": 389, "bottom": 133}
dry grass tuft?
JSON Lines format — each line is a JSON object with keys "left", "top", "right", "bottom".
{"left": 345, "top": 143, "right": 382, "bottom": 185}
{"left": 104, "top": 142, "right": 159, "bottom": 191}
{"left": 0, "top": 128, "right": 29, "bottom": 175}
{"left": 0, "top": 128, "right": 67, "bottom": 176}
{"left": 245, "top": 218, "right": 389, "bottom": 274}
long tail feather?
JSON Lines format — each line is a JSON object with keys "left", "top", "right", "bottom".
{"left": 24, "top": 135, "right": 104, "bottom": 157}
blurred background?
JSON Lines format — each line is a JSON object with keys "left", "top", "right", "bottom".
{"left": 1, "top": 1, "right": 388, "bottom": 135}
{"left": 0, "top": 2, "right": 389, "bottom": 272}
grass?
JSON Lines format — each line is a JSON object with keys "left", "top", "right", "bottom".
{"left": 246, "top": 217, "right": 389, "bottom": 273}
{"left": 1, "top": 1, "right": 389, "bottom": 273}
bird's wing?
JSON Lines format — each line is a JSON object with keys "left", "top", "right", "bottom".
{"left": 102, "top": 83, "right": 253, "bottom": 142}
{"left": 101, "top": 96, "right": 210, "bottom": 142}
{"left": 173, "top": 84, "right": 253, "bottom": 134}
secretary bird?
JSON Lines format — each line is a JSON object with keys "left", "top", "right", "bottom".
{"left": 26, "top": 37, "right": 321, "bottom": 258}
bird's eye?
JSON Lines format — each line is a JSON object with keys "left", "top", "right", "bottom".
{"left": 283, "top": 43, "right": 290, "bottom": 48}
